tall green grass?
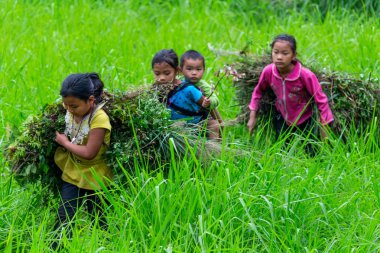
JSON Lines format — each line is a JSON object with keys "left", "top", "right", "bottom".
{"left": 1, "top": 0, "right": 380, "bottom": 252}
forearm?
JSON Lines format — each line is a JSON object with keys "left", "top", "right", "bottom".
{"left": 249, "top": 110, "right": 257, "bottom": 120}
{"left": 314, "top": 92, "right": 334, "bottom": 124}
{"left": 61, "top": 142, "right": 99, "bottom": 160}
{"left": 209, "top": 95, "right": 220, "bottom": 109}
{"left": 305, "top": 75, "right": 334, "bottom": 125}
{"left": 247, "top": 110, "right": 257, "bottom": 135}
{"left": 198, "top": 81, "right": 219, "bottom": 109}
{"left": 55, "top": 128, "right": 106, "bottom": 160}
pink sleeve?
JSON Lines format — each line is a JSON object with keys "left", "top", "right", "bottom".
{"left": 248, "top": 66, "right": 270, "bottom": 111}
{"left": 303, "top": 71, "right": 334, "bottom": 125}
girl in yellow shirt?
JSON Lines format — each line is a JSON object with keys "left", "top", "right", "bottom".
{"left": 52, "top": 73, "right": 113, "bottom": 249}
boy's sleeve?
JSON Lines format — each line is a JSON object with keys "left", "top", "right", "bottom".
{"left": 198, "top": 80, "right": 219, "bottom": 109}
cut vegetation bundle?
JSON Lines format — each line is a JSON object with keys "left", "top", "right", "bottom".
{"left": 4, "top": 87, "right": 220, "bottom": 195}
{"left": 231, "top": 54, "right": 380, "bottom": 135}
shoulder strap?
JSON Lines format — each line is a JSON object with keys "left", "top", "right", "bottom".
{"left": 167, "top": 81, "right": 199, "bottom": 101}
{"left": 169, "top": 103, "right": 208, "bottom": 117}
{"left": 167, "top": 81, "right": 209, "bottom": 119}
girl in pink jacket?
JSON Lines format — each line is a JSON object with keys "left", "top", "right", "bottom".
{"left": 247, "top": 34, "right": 333, "bottom": 141}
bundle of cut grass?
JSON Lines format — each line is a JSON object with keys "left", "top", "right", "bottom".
{"left": 5, "top": 103, "right": 66, "bottom": 190}
{"left": 4, "top": 87, "right": 219, "bottom": 195}
{"left": 231, "top": 54, "right": 380, "bottom": 134}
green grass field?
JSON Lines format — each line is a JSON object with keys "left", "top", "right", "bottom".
{"left": 1, "top": 0, "right": 380, "bottom": 252}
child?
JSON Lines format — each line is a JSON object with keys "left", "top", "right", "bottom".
{"left": 179, "top": 50, "right": 222, "bottom": 139}
{"left": 247, "top": 34, "right": 334, "bottom": 142}
{"left": 151, "top": 49, "right": 182, "bottom": 103}
{"left": 151, "top": 49, "right": 218, "bottom": 139}
{"left": 52, "top": 73, "right": 113, "bottom": 248}
{"left": 152, "top": 49, "right": 181, "bottom": 86}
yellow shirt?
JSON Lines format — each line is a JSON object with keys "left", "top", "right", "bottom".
{"left": 54, "top": 107, "right": 113, "bottom": 190}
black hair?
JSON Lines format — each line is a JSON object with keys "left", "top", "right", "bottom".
{"left": 271, "top": 34, "right": 297, "bottom": 54}
{"left": 180, "top": 49, "right": 205, "bottom": 68}
{"left": 151, "top": 49, "right": 179, "bottom": 69}
{"left": 60, "top": 73, "right": 104, "bottom": 103}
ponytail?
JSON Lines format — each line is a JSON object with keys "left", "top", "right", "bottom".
{"left": 87, "top": 73, "right": 104, "bottom": 104}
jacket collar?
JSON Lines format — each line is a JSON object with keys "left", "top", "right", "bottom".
{"left": 272, "top": 61, "right": 302, "bottom": 81}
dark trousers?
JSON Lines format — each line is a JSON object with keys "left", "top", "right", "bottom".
{"left": 274, "top": 113, "right": 314, "bottom": 140}
{"left": 274, "top": 113, "right": 317, "bottom": 155}
{"left": 52, "top": 181, "right": 108, "bottom": 249}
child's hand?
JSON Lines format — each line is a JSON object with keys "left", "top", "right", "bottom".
{"left": 247, "top": 110, "right": 257, "bottom": 135}
{"left": 55, "top": 131, "right": 69, "bottom": 146}
{"left": 202, "top": 97, "right": 211, "bottom": 108}
{"left": 320, "top": 123, "right": 332, "bottom": 140}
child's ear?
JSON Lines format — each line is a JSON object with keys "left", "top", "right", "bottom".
{"left": 293, "top": 52, "right": 297, "bottom": 61}
{"left": 89, "top": 95, "right": 95, "bottom": 104}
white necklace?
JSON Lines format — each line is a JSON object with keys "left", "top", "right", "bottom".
{"left": 69, "top": 107, "right": 94, "bottom": 143}
{"left": 70, "top": 117, "right": 85, "bottom": 143}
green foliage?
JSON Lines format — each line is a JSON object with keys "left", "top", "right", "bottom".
{"left": 318, "top": 70, "right": 380, "bottom": 130}
{"left": 4, "top": 103, "right": 65, "bottom": 190}
{"left": 229, "top": 0, "right": 380, "bottom": 20}
{"left": 104, "top": 89, "right": 175, "bottom": 171}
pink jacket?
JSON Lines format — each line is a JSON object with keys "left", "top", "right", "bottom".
{"left": 249, "top": 61, "right": 334, "bottom": 126}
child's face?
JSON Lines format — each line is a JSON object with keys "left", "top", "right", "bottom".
{"left": 153, "top": 62, "right": 177, "bottom": 84}
{"left": 181, "top": 58, "right": 204, "bottom": 83}
{"left": 62, "top": 96, "right": 94, "bottom": 119}
{"left": 271, "top": 40, "right": 296, "bottom": 74}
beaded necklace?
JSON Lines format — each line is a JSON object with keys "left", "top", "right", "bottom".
{"left": 70, "top": 107, "right": 94, "bottom": 143}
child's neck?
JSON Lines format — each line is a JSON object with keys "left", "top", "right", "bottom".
{"left": 73, "top": 107, "right": 94, "bottom": 123}
{"left": 278, "top": 64, "right": 295, "bottom": 79}
{"left": 184, "top": 78, "right": 198, "bottom": 84}
{"left": 73, "top": 115, "right": 84, "bottom": 123}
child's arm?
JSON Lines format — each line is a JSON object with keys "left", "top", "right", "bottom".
{"left": 198, "top": 80, "right": 219, "bottom": 109}
{"left": 201, "top": 97, "right": 211, "bottom": 108}
{"left": 248, "top": 66, "right": 270, "bottom": 112}
{"left": 303, "top": 72, "right": 334, "bottom": 125}
{"left": 198, "top": 96, "right": 216, "bottom": 111}
{"left": 55, "top": 128, "right": 106, "bottom": 160}
{"left": 247, "top": 110, "right": 258, "bottom": 135}
{"left": 197, "top": 96, "right": 206, "bottom": 107}
{"left": 247, "top": 66, "right": 271, "bottom": 135}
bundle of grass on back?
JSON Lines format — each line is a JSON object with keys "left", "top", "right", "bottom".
{"left": 230, "top": 54, "right": 380, "bottom": 135}
{"left": 4, "top": 86, "right": 222, "bottom": 196}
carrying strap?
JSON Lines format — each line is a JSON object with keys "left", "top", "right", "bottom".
{"left": 167, "top": 81, "right": 197, "bottom": 103}
{"left": 167, "top": 81, "right": 209, "bottom": 119}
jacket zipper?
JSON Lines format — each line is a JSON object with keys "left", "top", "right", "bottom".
{"left": 282, "top": 79, "right": 288, "bottom": 122}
